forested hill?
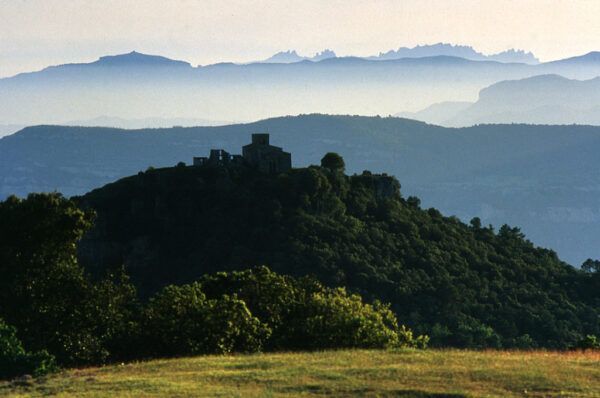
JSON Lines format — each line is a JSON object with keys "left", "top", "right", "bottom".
{"left": 76, "top": 160, "right": 600, "bottom": 349}
{"left": 3, "top": 114, "right": 600, "bottom": 265}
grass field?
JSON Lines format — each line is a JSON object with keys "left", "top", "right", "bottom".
{"left": 2, "top": 349, "right": 600, "bottom": 397}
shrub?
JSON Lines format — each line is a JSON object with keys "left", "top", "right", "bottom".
{"left": 575, "top": 335, "right": 600, "bottom": 350}
{"left": 142, "top": 283, "right": 270, "bottom": 357}
{"left": 449, "top": 317, "right": 502, "bottom": 349}
{"left": 0, "top": 319, "right": 56, "bottom": 380}
{"left": 285, "top": 288, "right": 422, "bottom": 350}
{"left": 200, "top": 266, "right": 319, "bottom": 349}
{"left": 200, "top": 267, "right": 428, "bottom": 351}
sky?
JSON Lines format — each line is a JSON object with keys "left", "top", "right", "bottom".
{"left": 1, "top": 0, "right": 600, "bottom": 77}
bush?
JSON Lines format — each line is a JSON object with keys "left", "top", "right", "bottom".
{"left": 285, "top": 288, "right": 424, "bottom": 350}
{"left": 200, "top": 267, "right": 428, "bottom": 351}
{"left": 575, "top": 335, "right": 600, "bottom": 350}
{"left": 0, "top": 319, "right": 56, "bottom": 380}
{"left": 449, "top": 317, "right": 502, "bottom": 349}
{"left": 200, "top": 266, "right": 319, "bottom": 349}
{"left": 142, "top": 283, "right": 270, "bottom": 357}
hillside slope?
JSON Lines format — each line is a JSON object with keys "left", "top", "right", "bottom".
{"left": 2, "top": 350, "right": 599, "bottom": 397}
{"left": 3, "top": 114, "right": 600, "bottom": 265}
{"left": 398, "top": 74, "right": 600, "bottom": 126}
{"left": 76, "top": 162, "right": 600, "bottom": 348}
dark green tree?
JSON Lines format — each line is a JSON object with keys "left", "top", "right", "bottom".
{"left": 142, "top": 282, "right": 270, "bottom": 357}
{"left": 320, "top": 152, "right": 345, "bottom": 172}
{"left": 199, "top": 267, "right": 428, "bottom": 350}
{"left": 582, "top": 259, "right": 600, "bottom": 273}
{"left": 0, "top": 193, "right": 138, "bottom": 365}
{"left": 0, "top": 318, "right": 56, "bottom": 380}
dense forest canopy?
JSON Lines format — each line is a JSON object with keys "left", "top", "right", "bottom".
{"left": 2, "top": 156, "right": 600, "bottom": 378}
{"left": 75, "top": 160, "right": 600, "bottom": 349}
{"left": 0, "top": 192, "right": 426, "bottom": 379}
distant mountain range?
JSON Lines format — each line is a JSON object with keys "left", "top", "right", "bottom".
{"left": 0, "top": 116, "right": 235, "bottom": 138}
{"left": 2, "top": 114, "right": 600, "bottom": 266}
{"left": 75, "top": 51, "right": 192, "bottom": 68}
{"left": 258, "top": 44, "right": 538, "bottom": 64}
{"left": 3, "top": 49, "right": 600, "bottom": 126}
{"left": 260, "top": 49, "right": 337, "bottom": 63}
{"left": 65, "top": 116, "right": 235, "bottom": 129}
{"left": 365, "top": 43, "right": 539, "bottom": 64}
{"left": 398, "top": 74, "right": 600, "bottom": 126}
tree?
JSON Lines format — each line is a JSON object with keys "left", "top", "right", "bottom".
{"left": 0, "top": 318, "right": 56, "bottom": 379}
{"left": 199, "top": 267, "right": 428, "bottom": 350}
{"left": 142, "top": 283, "right": 270, "bottom": 357}
{"left": 0, "top": 193, "right": 102, "bottom": 364}
{"left": 0, "top": 193, "right": 138, "bottom": 365}
{"left": 581, "top": 259, "right": 600, "bottom": 273}
{"left": 321, "top": 152, "right": 345, "bottom": 172}
{"left": 575, "top": 335, "right": 600, "bottom": 350}
{"left": 283, "top": 288, "right": 424, "bottom": 350}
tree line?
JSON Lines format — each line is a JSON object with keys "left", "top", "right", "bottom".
{"left": 0, "top": 191, "right": 425, "bottom": 379}
{"left": 2, "top": 154, "right": 600, "bottom": 378}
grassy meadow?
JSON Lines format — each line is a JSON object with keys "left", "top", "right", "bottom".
{"left": 1, "top": 349, "right": 599, "bottom": 397}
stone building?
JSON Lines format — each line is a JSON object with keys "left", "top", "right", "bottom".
{"left": 193, "top": 149, "right": 243, "bottom": 167}
{"left": 193, "top": 133, "right": 291, "bottom": 174}
{"left": 242, "top": 134, "right": 291, "bottom": 173}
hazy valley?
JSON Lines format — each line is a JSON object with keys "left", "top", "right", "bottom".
{"left": 2, "top": 46, "right": 600, "bottom": 127}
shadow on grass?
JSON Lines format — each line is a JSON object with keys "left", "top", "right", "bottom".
{"left": 392, "top": 391, "right": 467, "bottom": 398}
{"left": 276, "top": 385, "right": 467, "bottom": 397}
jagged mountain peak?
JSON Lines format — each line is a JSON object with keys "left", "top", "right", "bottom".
{"left": 260, "top": 49, "right": 337, "bottom": 63}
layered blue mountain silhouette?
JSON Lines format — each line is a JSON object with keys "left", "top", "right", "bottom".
{"left": 86, "top": 51, "right": 191, "bottom": 67}
{"left": 2, "top": 46, "right": 600, "bottom": 127}
{"left": 3, "top": 46, "right": 600, "bottom": 266}
{"left": 399, "top": 74, "right": 600, "bottom": 126}
{"left": 365, "top": 43, "right": 539, "bottom": 64}
{"left": 260, "top": 49, "right": 337, "bottom": 63}
{"left": 262, "top": 44, "right": 539, "bottom": 64}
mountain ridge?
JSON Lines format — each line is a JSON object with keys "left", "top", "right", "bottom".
{"left": 366, "top": 43, "right": 539, "bottom": 64}
{"left": 7, "top": 46, "right": 596, "bottom": 80}
{"left": 400, "top": 74, "right": 600, "bottom": 126}
{"left": 3, "top": 114, "right": 600, "bottom": 266}
{"left": 3, "top": 47, "right": 600, "bottom": 127}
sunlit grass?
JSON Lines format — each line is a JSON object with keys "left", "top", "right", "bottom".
{"left": 2, "top": 349, "right": 600, "bottom": 397}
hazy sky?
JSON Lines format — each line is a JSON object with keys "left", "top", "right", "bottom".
{"left": 1, "top": 0, "right": 600, "bottom": 77}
